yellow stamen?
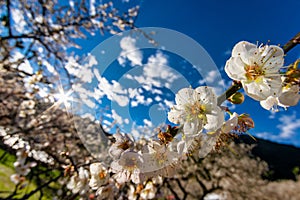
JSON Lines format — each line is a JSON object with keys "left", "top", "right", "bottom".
{"left": 245, "top": 64, "right": 265, "bottom": 81}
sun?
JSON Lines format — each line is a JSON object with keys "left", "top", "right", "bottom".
{"left": 42, "top": 83, "right": 74, "bottom": 117}
{"left": 54, "top": 85, "right": 74, "bottom": 110}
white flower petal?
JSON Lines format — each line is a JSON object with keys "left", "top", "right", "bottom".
{"left": 260, "top": 96, "right": 278, "bottom": 110}
{"left": 232, "top": 41, "right": 257, "bottom": 65}
{"left": 167, "top": 108, "right": 182, "bottom": 124}
{"left": 175, "top": 88, "right": 194, "bottom": 107}
{"left": 183, "top": 119, "right": 201, "bottom": 135}
{"left": 194, "top": 86, "right": 217, "bottom": 105}
{"left": 232, "top": 41, "right": 257, "bottom": 56}
{"left": 225, "top": 57, "right": 247, "bottom": 81}
{"left": 78, "top": 167, "right": 89, "bottom": 180}
{"left": 198, "top": 134, "right": 218, "bottom": 158}
{"left": 221, "top": 112, "right": 238, "bottom": 133}
{"left": 204, "top": 107, "right": 224, "bottom": 131}
{"left": 242, "top": 78, "right": 281, "bottom": 101}
{"left": 278, "top": 85, "right": 300, "bottom": 107}
{"left": 177, "top": 140, "right": 186, "bottom": 155}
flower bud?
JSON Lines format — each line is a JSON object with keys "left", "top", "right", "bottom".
{"left": 228, "top": 92, "right": 245, "bottom": 104}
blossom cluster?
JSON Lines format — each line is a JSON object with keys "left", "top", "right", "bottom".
{"left": 225, "top": 41, "right": 300, "bottom": 110}
{"left": 5, "top": 40, "right": 299, "bottom": 199}
{"left": 60, "top": 85, "right": 254, "bottom": 199}
{"left": 65, "top": 41, "right": 300, "bottom": 198}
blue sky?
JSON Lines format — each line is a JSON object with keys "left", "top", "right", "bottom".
{"left": 136, "top": 0, "right": 300, "bottom": 146}
{"left": 73, "top": 0, "right": 300, "bottom": 146}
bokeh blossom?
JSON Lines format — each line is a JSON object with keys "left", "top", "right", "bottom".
{"left": 67, "top": 167, "right": 90, "bottom": 195}
{"left": 110, "top": 151, "right": 144, "bottom": 184}
{"left": 89, "top": 162, "right": 109, "bottom": 189}
{"left": 10, "top": 150, "right": 36, "bottom": 185}
{"left": 140, "top": 181, "right": 156, "bottom": 199}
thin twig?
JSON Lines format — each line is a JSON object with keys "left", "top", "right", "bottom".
{"left": 19, "top": 173, "right": 62, "bottom": 200}
{"left": 283, "top": 32, "right": 300, "bottom": 54}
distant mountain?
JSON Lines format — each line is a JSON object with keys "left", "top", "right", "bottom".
{"left": 237, "top": 135, "right": 300, "bottom": 180}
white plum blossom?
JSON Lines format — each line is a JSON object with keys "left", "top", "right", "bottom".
{"left": 199, "top": 112, "right": 238, "bottom": 158}
{"left": 177, "top": 133, "right": 212, "bottom": 158}
{"left": 152, "top": 175, "right": 163, "bottom": 185}
{"left": 260, "top": 95, "right": 279, "bottom": 111}
{"left": 108, "top": 133, "right": 134, "bottom": 159}
{"left": 260, "top": 85, "right": 300, "bottom": 111}
{"left": 260, "top": 84, "right": 300, "bottom": 110}
{"left": 110, "top": 151, "right": 144, "bottom": 184}
{"left": 89, "top": 162, "right": 109, "bottom": 190}
{"left": 168, "top": 86, "right": 224, "bottom": 135}
{"left": 141, "top": 141, "right": 180, "bottom": 177}
{"left": 180, "top": 113, "right": 239, "bottom": 158}
{"left": 67, "top": 167, "right": 90, "bottom": 195}
{"left": 225, "top": 41, "right": 284, "bottom": 101}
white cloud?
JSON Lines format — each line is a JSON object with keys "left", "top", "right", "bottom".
{"left": 121, "top": 51, "right": 180, "bottom": 108}
{"left": 130, "top": 92, "right": 153, "bottom": 108}
{"left": 65, "top": 56, "right": 95, "bottom": 83}
{"left": 65, "top": 56, "right": 80, "bottom": 75}
{"left": 256, "top": 113, "right": 300, "bottom": 145}
{"left": 103, "top": 113, "right": 112, "bottom": 118}
{"left": 154, "top": 96, "right": 162, "bottom": 102}
{"left": 198, "top": 70, "right": 226, "bottom": 96}
{"left": 163, "top": 99, "right": 174, "bottom": 110}
{"left": 43, "top": 60, "right": 58, "bottom": 75}
{"left": 268, "top": 111, "right": 277, "bottom": 119}
{"left": 199, "top": 70, "right": 219, "bottom": 84}
{"left": 143, "top": 119, "right": 153, "bottom": 127}
{"left": 277, "top": 113, "right": 300, "bottom": 138}
{"left": 81, "top": 113, "right": 95, "bottom": 121}
{"left": 11, "top": 8, "right": 27, "bottom": 33}
{"left": 72, "top": 83, "right": 96, "bottom": 108}
{"left": 124, "top": 118, "right": 129, "bottom": 124}
{"left": 102, "top": 119, "right": 112, "bottom": 126}
{"left": 11, "top": 52, "right": 33, "bottom": 74}
{"left": 126, "top": 51, "right": 179, "bottom": 91}
{"left": 118, "top": 36, "right": 143, "bottom": 66}
{"left": 130, "top": 122, "right": 155, "bottom": 139}
{"left": 207, "top": 70, "right": 218, "bottom": 83}
{"left": 255, "top": 131, "right": 271, "bottom": 139}
{"left": 152, "top": 89, "right": 163, "bottom": 95}
{"left": 143, "top": 52, "right": 179, "bottom": 87}
{"left": 89, "top": 0, "right": 96, "bottom": 16}
{"left": 94, "top": 71, "right": 129, "bottom": 107}
{"left": 112, "top": 109, "right": 123, "bottom": 125}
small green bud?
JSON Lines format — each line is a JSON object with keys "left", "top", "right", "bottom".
{"left": 228, "top": 92, "right": 244, "bottom": 104}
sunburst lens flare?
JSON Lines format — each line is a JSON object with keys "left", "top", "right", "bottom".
{"left": 42, "top": 85, "right": 75, "bottom": 117}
